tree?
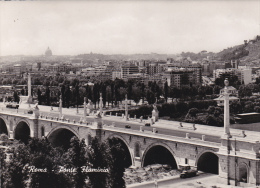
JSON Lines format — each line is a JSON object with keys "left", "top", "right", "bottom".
{"left": 28, "top": 138, "right": 71, "bottom": 188}
{"left": 254, "top": 106, "right": 260, "bottom": 113}
{"left": 101, "top": 84, "right": 107, "bottom": 108}
{"left": 230, "top": 100, "right": 242, "bottom": 114}
{"left": 215, "top": 73, "right": 240, "bottom": 87}
{"left": 87, "top": 137, "right": 109, "bottom": 188}
{"left": 3, "top": 144, "right": 30, "bottom": 188}
{"left": 110, "top": 83, "right": 115, "bottom": 107}
{"left": 140, "top": 83, "right": 145, "bottom": 104}
{"left": 75, "top": 83, "right": 79, "bottom": 110}
{"left": 61, "top": 84, "right": 66, "bottom": 107}
{"left": 37, "top": 89, "right": 42, "bottom": 105}
{"left": 132, "top": 86, "right": 142, "bottom": 105}
{"left": 114, "top": 85, "right": 120, "bottom": 107}
{"left": 107, "top": 137, "right": 127, "bottom": 188}
{"left": 154, "top": 83, "right": 161, "bottom": 101}
{"left": 45, "top": 86, "right": 50, "bottom": 106}
{"left": 13, "top": 91, "right": 19, "bottom": 103}
{"left": 0, "top": 147, "right": 6, "bottom": 188}
{"left": 63, "top": 137, "right": 88, "bottom": 188}
{"left": 106, "top": 86, "right": 112, "bottom": 107}
{"left": 146, "top": 89, "right": 156, "bottom": 105}
{"left": 21, "top": 88, "right": 25, "bottom": 96}
{"left": 164, "top": 81, "right": 168, "bottom": 102}
{"left": 186, "top": 108, "right": 199, "bottom": 118}
{"left": 92, "top": 83, "right": 99, "bottom": 109}
{"left": 65, "top": 85, "right": 71, "bottom": 108}
{"left": 170, "top": 86, "right": 180, "bottom": 102}
{"left": 127, "top": 82, "right": 133, "bottom": 100}
{"left": 207, "top": 106, "right": 215, "bottom": 114}
{"left": 214, "top": 107, "right": 222, "bottom": 117}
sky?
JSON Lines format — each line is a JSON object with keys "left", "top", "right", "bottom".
{"left": 0, "top": 1, "right": 260, "bottom": 56}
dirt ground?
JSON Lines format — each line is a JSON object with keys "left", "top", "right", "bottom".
{"left": 124, "top": 164, "right": 180, "bottom": 185}
{"left": 160, "top": 174, "right": 256, "bottom": 188}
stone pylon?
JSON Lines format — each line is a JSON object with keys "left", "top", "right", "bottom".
{"left": 99, "top": 93, "right": 103, "bottom": 115}
{"left": 59, "top": 95, "right": 62, "bottom": 119}
{"left": 223, "top": 78, "right": 231, "bottom": 138}
{"left": 125, "top": 94, "right": 128, "bottom": 121}
{"left": 27, "top": 73, "right": 33, "bottom": 103}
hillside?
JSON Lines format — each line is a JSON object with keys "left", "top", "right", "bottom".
{"left": 215, "top": 35, "right": 260, "bottom": 63}
{"left": 241, "top": 40, "right": 260, "bottom": 62}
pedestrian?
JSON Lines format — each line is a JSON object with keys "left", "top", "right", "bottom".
{"left": 154, "top": 179, "right": 158, "bottom": 188}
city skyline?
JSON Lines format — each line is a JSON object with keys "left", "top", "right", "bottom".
{"left": 0, "top": 1, "right": 259, "bottom": 56}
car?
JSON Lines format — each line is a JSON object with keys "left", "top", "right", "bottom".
{"left": 6, "top": 103, "right": 19, "bottom": 109}
{"left": 125, "top": 125, "right": 131, "bottom": 129}
{"left": 145, "top": 123, "right": 150, "bottom": 127}
{"left": 180, "top": 165, "right": 197, "bottom": 178}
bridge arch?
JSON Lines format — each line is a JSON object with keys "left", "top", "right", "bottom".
{"left": 196, "top": 150, "right": 218, "bottom": 174}
{"left": 238, "top": 162, "right": 249, "bottom": 183}
{"left": 0, "top": 117, "right": 8, "bottom": 136}
{"left": 14, "top": 120, "right": 31, "bottom": 144}
{"left": 142, "top": 142, "right": 178, "bottom": 169}
{"left": 108, "top": 134, "right": 133, "bottom": 168}
{"left": 47, "top": 126, "right": 79, "bottom": 150}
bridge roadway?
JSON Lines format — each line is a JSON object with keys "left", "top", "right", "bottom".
{"left": 1, "top": 105, "right": 223, "bottom": 143}
{"left": 3, "top": 104, "right": 257, "bottom": 143}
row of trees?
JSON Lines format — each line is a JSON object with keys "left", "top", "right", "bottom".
{"left": 33, "top": 77, "right": 225, "bottom": 108}
{"left": 111, "top": 100, "right": 218, "bottom": 120}
{"left": 1, "top": 136, "right": 128, "bottom": 188}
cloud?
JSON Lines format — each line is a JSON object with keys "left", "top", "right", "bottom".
{"left": 0, "top": 1, "right": 259, "bottom": 56}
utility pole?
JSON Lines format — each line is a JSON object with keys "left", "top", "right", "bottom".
{"left": 235, "top": 138, "right": 237, "bottom": 186}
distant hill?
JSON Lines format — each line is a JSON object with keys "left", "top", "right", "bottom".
{"left": 178, "top": 35, "right": 260, "bottom": 63}
{"left": 76, "top": 53, "right": 178, "bottom": 61}
{"left": 215, "top": 35, "right": 260, "bottom": 63}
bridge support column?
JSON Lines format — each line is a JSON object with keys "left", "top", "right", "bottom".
{"left": 29, "top": 118, "right": 39, "bottom": 138}
{"left": 9, "top": 131, "right": 14, "bottom": 139}
{"left": 133, "top": 157, "right": 142, "bottom": 168}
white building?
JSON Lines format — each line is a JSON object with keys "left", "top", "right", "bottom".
{"left": 236, "top": 68, "right": 252, "bottom": 85}
{"left": 214, "top": 67, "right": 252, "bottom": 85}
{"left": 112, "top": 71, "right": 122, "bottom": 80}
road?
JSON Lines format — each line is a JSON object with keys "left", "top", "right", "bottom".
{"left": 38, "top": 110, "right": 221, "bottom": 143}
{"left": 127, "top": 173, "right": 218, "bottom": 188}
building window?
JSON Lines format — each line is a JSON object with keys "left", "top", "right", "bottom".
{"left": 41, "top": 126, "right": 45, "bottom": 137}
{"left": 185, "top": 158, "right": 188, "bottom": 164}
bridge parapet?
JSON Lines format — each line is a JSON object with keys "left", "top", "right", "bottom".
{"left": 103, "top": 125, "right": 220, "bottom": 148}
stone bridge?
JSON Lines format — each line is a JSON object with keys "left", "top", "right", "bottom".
{"left": 0, "top": 106, "right": 260, "bottom": 186}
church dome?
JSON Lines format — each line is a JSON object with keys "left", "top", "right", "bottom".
{"left": 45, "top": 47, "right": 52, "bottom": 56}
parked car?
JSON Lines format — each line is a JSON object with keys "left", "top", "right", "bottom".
{"left": 125, "top": 125, "right": 131, "bottom": 129}
{"left": 6, "top": 103, "right": 19, "bottom": 109}
{"left": 180, "top": 165, "right": 197, "bottom": 178}
{"left": 145, "top": 123, "right": 150, "bottom": 127}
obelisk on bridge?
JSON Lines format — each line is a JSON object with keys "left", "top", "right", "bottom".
{"left": 27, "top": 73, "right": 33, "bottom": 103}
{"left": 99, "top": 93, "right": 103, "bottom": 116}
{"left": 125, "top": 94, "right": 128, "bottom": 121}
{"left": 59, "top": 95, "right": 62, "bottom": 119}
{"left": 223, "top": 78, "right": 231, "bottom": 137}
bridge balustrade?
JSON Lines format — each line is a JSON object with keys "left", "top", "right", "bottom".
{"left": 103, "top": 124, "right": 220, "bottom": 148}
